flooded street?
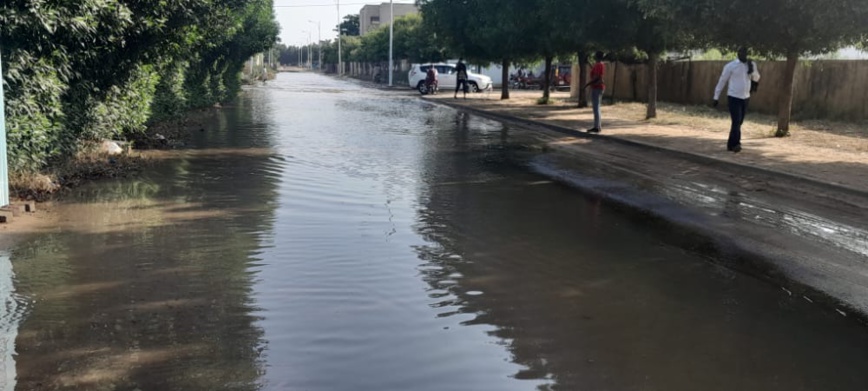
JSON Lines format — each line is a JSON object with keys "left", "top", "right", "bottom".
{"left": 4, "top": 72, "right": 868, "bottom": 390}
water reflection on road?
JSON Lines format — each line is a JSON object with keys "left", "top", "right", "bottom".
{"left": 4, "top": 73, "right": 868, "bottom": 390}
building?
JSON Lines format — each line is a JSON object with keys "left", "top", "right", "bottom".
{"left": 359, "top": 3, "right": 419, "bottom": 35}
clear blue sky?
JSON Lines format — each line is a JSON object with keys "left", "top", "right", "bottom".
{"left": 274, "top": 0, "right": 416, "bottom": 46}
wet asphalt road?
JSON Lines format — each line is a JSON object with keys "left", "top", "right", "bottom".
{"left": 3, "top": 73, "right": 868, "bottom": 391}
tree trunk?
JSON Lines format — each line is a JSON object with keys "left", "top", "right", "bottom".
{"left": 577, "top": 50, "right": 588, "bottom": 108}
{"left": 611, "top": 62, "right": 619, "bottom": 105}
{"left": 542, "top": 55, "right": 553, "bottom": 102}
{"left": 777, "top": 50, "right": 798, "bottom": 137}
{"left": 501, "top": 58, "right": 510, "bottom": 100}
{"left": 646, "top": 52, "right": 658, "bottom": 119}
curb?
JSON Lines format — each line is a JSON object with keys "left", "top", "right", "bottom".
{"left": 427, "top": 97, "right": 868, "bottom": 199}
{"left": 427, "top": 96, "right": 868, "bottom": 324}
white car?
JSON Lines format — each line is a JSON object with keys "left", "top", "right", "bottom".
{"left": 408, "top": 63, "right": 493, "bottom": 94}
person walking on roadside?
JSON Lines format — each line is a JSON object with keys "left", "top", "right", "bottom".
{"left": 455, "top": 59, "right": 469, "bottom": 99}
{"left": 713, "top": 47, "right": 761, "bottom": 153}
{"left": 583, "top": 51, "right": 606, "bottom": 133}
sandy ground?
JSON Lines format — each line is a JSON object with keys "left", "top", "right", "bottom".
{"left": 429, "top": 90, "right": 868, "bottom": 193}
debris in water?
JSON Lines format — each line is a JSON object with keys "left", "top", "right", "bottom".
{"left": 781, "top": 287, "right": 792, "bottom": 296}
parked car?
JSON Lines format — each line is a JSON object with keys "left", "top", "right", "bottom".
{"left": 554, "top": 64, "right": 572, "bottom": 90}
{"left": 408, "top": 63, "right": 493, "bottom": 94}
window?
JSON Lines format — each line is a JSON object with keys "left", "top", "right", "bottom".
{"left": 436, "top": 66, "right": 455, "bottom": 75}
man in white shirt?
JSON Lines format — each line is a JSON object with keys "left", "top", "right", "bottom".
{"left": 713, "top": 47, "right": 761, "bottom": 153}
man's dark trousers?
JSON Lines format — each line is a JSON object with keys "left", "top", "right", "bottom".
{"left": 727, "top": 96, "right": 748, "bottom": 150}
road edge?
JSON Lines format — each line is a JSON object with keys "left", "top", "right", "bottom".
{"left": 427, "top": 97, "right": 868, "bottom": 199}
{"left": 425, "top": 95, "right": 868, "bottom": 325}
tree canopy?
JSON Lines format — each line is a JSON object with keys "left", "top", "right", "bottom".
{"left": 339, "top": 14, "right": 360, "bottom": 36}
{"left": 641, "top": 0, "right": 868, "bottom": 132}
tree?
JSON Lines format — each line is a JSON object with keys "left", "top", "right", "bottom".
{"left": 540, "top": 0, "right": 595, "bottom": 107}
{"left": 420, "top": 0, "right": 539, "bottom": 100}
{"left": 646, "top": 0, "right": 868, "bottom": 135}
{"left": 610, "top": 0, "right": 696, "bottom": 119}
{"left": 339, "top": 14, "right": 360, "bottom": 36}
{"left": 393, "top": 14, "right": 450, "bottom": 63}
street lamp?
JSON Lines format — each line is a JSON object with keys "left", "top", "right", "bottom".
{"left": 301, "top": 30, "right": 312, "bottom": 69}
{"left": 0, "top": 51, "right": 8, "bottom": 206}
{"left": 337, "top": 0, "right": 342, "bottom": 75}
{"left": 388, "top": 0, "right": 394, "bottom": 86}
{"left": 308, "top": 20, "right": 322, "bottom": 70}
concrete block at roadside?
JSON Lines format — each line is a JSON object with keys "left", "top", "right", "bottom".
{"left": 12, "top": 201, "right": 36, "bottom": 213}
{"left": 2, "top": 205, "right": 25, "bottom": 217}
{"left": 0, "top": 209, "right": 14, "bottom": 223}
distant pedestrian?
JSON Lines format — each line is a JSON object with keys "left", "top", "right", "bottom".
{"left": 455, "top": 59, "right": 469, "bottom": 99}
{"left": 713, "top": 47, "right": 761, "bottom": 153}
{"left": 584, "top": 51, "right": 606, "bottom": 133}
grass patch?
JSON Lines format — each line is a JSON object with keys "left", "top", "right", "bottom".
{"left": 537, "top": 96, "right": 551, "bottom": 105}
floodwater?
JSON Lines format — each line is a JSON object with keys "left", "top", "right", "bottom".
{"left": 3, "top": 73, "right": 868, "bottom": 391}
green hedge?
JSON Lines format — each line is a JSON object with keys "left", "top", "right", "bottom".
{"left": 1, "top": 0, "right": 279, "bottom": 173}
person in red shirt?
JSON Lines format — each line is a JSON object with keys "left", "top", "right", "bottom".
{"left": 584, "top": 51, "right": 606, "bottom": 133}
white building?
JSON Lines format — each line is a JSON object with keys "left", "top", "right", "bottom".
{"left": 359, "top": 3, "right": 419, "bottom": 35}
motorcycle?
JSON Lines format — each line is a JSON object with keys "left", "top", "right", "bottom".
{"left": 510, "top": 74, "right": 531, "bottom": 90}
{"left": 419, "top": 77, "right": 439, "bottom": 95}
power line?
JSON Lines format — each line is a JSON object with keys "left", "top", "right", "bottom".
{"left": 274, "top": 2, "right": 368, "bottom": 7}
{"left": 273, "top": 1, "right": 415, "bottom": 7}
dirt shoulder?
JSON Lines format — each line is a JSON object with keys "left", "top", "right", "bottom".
{"left": 428, "top": 90, "right": 868, "bottom": 194}
{"left": 426, "top": 90, "right": 868, "bottom": 321}
{"left": 0, "top": 205, "right": 58, "bottom": 252}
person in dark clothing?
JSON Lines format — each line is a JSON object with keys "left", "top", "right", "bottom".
{"left": 455, "top": 59, "right": 469, "bottom": 99}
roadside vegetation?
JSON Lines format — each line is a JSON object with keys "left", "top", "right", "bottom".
{"left": 1, "top": 0, "right": 279, "bottom": 196}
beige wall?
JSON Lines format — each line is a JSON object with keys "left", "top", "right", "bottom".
{"left": 359, "top": 5, "right": 380, "bottom": 36}
{"left": 360, "top": 3, "right": 419, "bottom": 35}
{"left": 599, "top": 60, "right": 868, "bottom": 121}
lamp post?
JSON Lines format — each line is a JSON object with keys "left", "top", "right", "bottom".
{"left": 388, "top": 0, "right": 394, "bottom": 86}
{"left": 301, "top": 30, "right": 311, "bottom": 69}
{"left": 308, "top": 20, "right": 322, "bottom": 70}
{"left": 337, "top": 0, "right": 342, "bottom": 75}
{"left": 0, "top": 49, "right": 8, "bottom": 207}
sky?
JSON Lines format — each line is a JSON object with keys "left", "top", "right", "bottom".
{"left": 274, "top": 0, "right": 417, "bottom": 46}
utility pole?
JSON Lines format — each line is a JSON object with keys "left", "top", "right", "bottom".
{"left": 309, "top": 20, "right": 321, "bottom": 70}
{"left": 302, "top": 30, "right": 311, "bottom": 69}
{"left": 337, "top": 0, "right": 342, "bottom": 75}
{"left": 0, "top": 49, "right": 8, "bottom": 207}
{"left": 388, "top": 0, "right": 394, "bottom": 86}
